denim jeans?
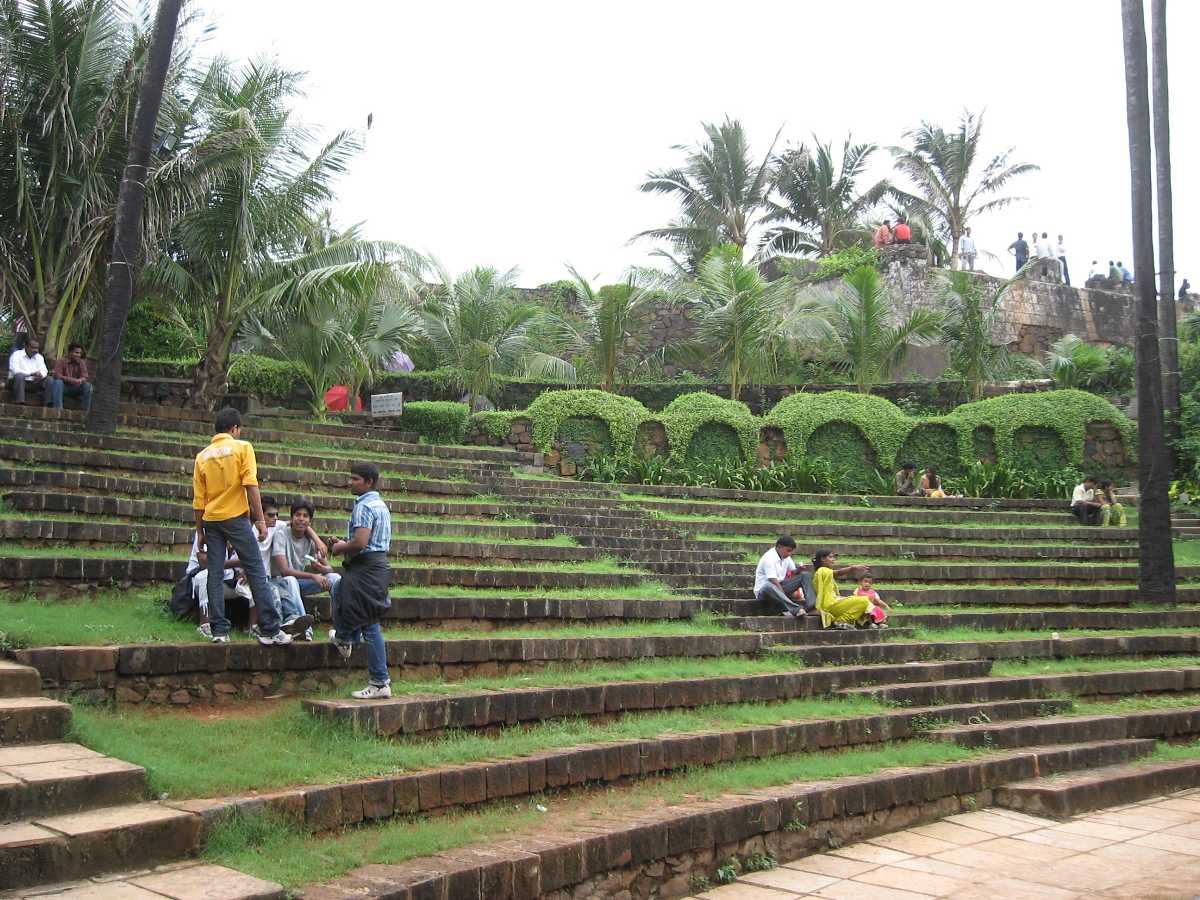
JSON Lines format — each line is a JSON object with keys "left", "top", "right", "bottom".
{"left": 49, "top": 378, "right": 93, "bottom": 411}
{"left": 756, "top": 571, "right": 814, "bottom": 615}
{"left": 272, "top": 573, "right": 340, "bottom": 620}
{"left": 330, "top": 577, "right": 389, "bottom": 685}
{"left": 203, "top": 516, "right": 281, "bottom": 638}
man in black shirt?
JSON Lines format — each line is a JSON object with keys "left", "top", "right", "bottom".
{"left": 1007, "top": 232, "right": 1029, "bottom": 273}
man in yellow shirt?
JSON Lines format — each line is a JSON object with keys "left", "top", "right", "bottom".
{"left": 192, "top": 407, "right": 291, "bottom": 645}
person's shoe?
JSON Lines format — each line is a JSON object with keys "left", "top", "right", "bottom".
{"left": 351, "top": 683, "right": 392, "bottom": 700}
{"left": 302, "top": 628, "right": 314, "bottom": 642}
{"left": 258, "top": 629, "right": 293, "bottom": 646}
{"left": 832, "top": 622, "right": 853, "bottom": 631}
{"left": 282, "top": 615, "right": 315, "bottom": 636}
{"left": 197, "top": 622, "right": 212, "bottom": 640}
{"left": 782, "top": 610, "right": 796, "bottom": 618}
{"left": 210, "top": 634, "right": 229, "bottom": 644}
{"left": 249, "top": 624, "right": 262, "bottom": 641}
{"left": 328, "top": 629, "right": 353, "bottom": 660}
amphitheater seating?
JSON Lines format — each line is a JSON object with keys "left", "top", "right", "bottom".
{"left": 2, "top": 400, "right": 1199, "bottom": 897}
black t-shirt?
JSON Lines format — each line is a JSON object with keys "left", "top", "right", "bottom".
{"left": 1010, "top": 239, "right": 1029, "bottom": 256}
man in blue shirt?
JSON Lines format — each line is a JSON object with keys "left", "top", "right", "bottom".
{"left": 327, "top": 461, "right": 393, "bottom": 698}
{"left": 1119, "top": 261, "right": 1133, "bottom": 283}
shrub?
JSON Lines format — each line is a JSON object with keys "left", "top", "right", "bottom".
{"left": 766, "top": 390, "right": 909, "bottom": 465}
{"left": 400, "top": 401, "right": 469, "bottom": 444}
{"left": 470, "top": 410, "right": 526, "bottom": 441}
{"left": 806, "top": 421, "right": 877, "bottom": 486}
{"left": 524, "top": 389, "right": 649, "bottom": 456}
{"left": 804, "top": 245, "right": 881, "bottom": 282}
{"left": 227, "top": 355, "right": 304, "bottom": 402}
{"left": 557, "top": 416, "right": 613, "bottom": 461}
{"left": 661, "top": 392, "right": 759, "bottom": 463}
{"left": 899, "top": 422, "right": 964, "bottom": 477}
{"left": 685, "top": 421, "right": 744, "bottom": 466}
{"left": 971, "top": 425, "right": 997, "bottom": 463}
{"left": 1010, "top": 425, "right": 1069, "bottom": 478}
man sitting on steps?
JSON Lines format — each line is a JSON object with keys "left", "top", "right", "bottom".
{"left": 753, "top": 535, "right": 815, "bottom": 617}
{"left": 1071, "top": 475, "right": 1103, "bottom": 525}
{"left": 271, "top": 497, "right": 338, "bottom": 641}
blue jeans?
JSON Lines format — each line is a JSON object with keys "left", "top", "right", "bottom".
{"left": 272, "top": 573, "right": 340, "bottom": 620}
{"left": 204, "top": 516, "right": 281, "bottom": 638}
{"left": 330, "top": 577, "right": 389, "bottom": 686}
{"left": 49, "top": 379, "right": 93, "bottom": 411}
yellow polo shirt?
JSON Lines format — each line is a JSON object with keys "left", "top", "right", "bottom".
{"left": 193, "top": 433, "right": 258, "bottom": 521}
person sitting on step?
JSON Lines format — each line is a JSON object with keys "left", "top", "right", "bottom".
{"left": 920, "top": 466, "right": 947, "bottom": 498}
{"left": 753, "top": 535, "right": 815, "bottom": 618}
{"left": 895, "top": 462, "right": 918, "bottom": 497}
{"left": 271, "top": 497, "right": 338, "bottom": 641}
{"left": 852, "top": 574, "right": 891, "bottom": 629}
{"left": 1071, "top": 475, "right": 1103, "bottom": 525}
{"left": 811, "top": 549, "right": 873, "bottom": 630}
{"left": 1097, "top": 480, "right": 1127, "bottom": 527}
{"left": 185, "top": 533, "right": 252, "bottom": 640}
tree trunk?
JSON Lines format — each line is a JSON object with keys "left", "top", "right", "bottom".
{"left": 1151, "top": 0, "right": 1179, "bottom": 452}
{"left": 950, "top": 232, "right": 961, "bottom": 270}
{"left": 86, "top": 0, "right": 182, "bottom": 433}
{"left": 190, "top": 320, "right": 232, "bottom": 411}
{"left": 1121, "top": 0, "right": 1176, "bottom": 601}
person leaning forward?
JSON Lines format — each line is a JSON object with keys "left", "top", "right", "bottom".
{"left": 192, "top": 407, "right": 291, "bottom": 645}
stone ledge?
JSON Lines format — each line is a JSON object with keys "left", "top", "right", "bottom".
{"left": 995, "top": 758, "right": 1200, "bottom": 819}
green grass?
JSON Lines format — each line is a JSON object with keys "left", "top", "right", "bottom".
{"left": 1071, "top": 693, "right": 1200, "bottom": 715}
{"left": 1171, "top": 541, "right": 1200, "bottom": 566}
{"left": 385, "top": 581, "right": 684, "bottom": 601}
{"left": 991, "top": 656, "right": 1200, "bottom": 676}
{"left": 700, "top": 533, "right": 1135, "bottom": 551}
{"left": 1147, "top": 737, "right": 1200, "bottom": 761}
{"left": 198, "top": 738, "right": 971, "bottom": 888}
{"left": 71, "top": 694, "right": 887, "bottom": 800}
{"left": 896, "top": 626, "right": 1200, "bottom": 644}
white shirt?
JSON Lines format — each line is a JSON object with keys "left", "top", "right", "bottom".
{"left": 188, "top": 534, "right": 237, "bottom": 581}
{"left": 257, "top": 521, "right": 286, "bottom": 571}
{"left": 8, "top": 349, "right": 47, "bottom": 379}
{"left": 1071, "top": 484, "right": 1095, "bottom": 505}
{"left": 1035, "top": 238, "right": 1053, "bottom": 258}
{"left": 1088, "top": 262, "right": 1101, "bottom": 278}
{"left": 754, "top": 547, "right": 797, "bottom": 595}
{"left": 1056, "top": 240, "right": 1067, "bottom": 258}
{"left": 959, "top": 235, "right": 976, "bottom": 254}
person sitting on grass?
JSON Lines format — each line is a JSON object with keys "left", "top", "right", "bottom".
{"left": 895, "top": 462, "right": 918, "bottom": 497}
{"left": 1098, "top": 480, "right": 1127, "bottom": 527}
{"left": 919, "top": 466, "right": 947, "bottom": 498}
{"left": 271, "top": 497, "right": 338, "bottom": 641}
{"left": 852, "top": 574, "right": 892, "bottom": 629}
{"left": 753, "top": 535, "right": 814, "bottom": 617}
{"left": 327, "top": 461, "right": 393, "bottom": 699}
{"left": 1071, "top": 475, "right": 1103, "bottom": 525}
{"left": 811, "top": 549, "right": 872, "bottom": 630}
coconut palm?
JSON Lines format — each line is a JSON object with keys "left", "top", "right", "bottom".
{"left": 672, "top": 245, "right": 832, "bottom": 399}
{"left": 830, "top": 265, "right": 942, "bottom": 393}
{"left": 141, "top": 58, "right": 406, "bottom": 409}
{"left": 419, "top": 262, "right": 572, "bottom": 412}
{"left": 937, "top": 269, "right": 1022, "bottom": 400}
{"left": 635, "top": 118, "right": 779, "bottom": 272}
{"left": 889, "top": 112, "right": 1038, "bottom": 268}
{"left": 762, "top": 137, "right": 890, "bottom": 258}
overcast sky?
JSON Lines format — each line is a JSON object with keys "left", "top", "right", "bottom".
{"left": 200, "top": 0, "right": 1196, "bottom": 289}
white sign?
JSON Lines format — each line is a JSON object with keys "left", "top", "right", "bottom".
{"left": 370, "top": 391, "right": 404, "bottom": 417}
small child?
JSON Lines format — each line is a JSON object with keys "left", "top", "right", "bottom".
{"left": 853, "top": 575, "right": 891, "bottom": 628}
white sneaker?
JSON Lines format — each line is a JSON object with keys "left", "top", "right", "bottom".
{"left": 210, "top": 634, "right": 229, "bottom": 644}
{"left": 197, "top": 623, "right": 212, "bottom": 640}
{"left": 258, "top": 629, "right": 293, "bottom": 646}
{"left": 328, "top": 629, "right": 353, "bottom": 660}
{"left": 352, "top": 683, "right": 391, "bottom": 700}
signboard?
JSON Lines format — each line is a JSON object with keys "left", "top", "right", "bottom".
{"left": 370, "top": 391, "right": 404, "bottom": 417}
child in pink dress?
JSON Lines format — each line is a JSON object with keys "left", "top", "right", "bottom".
{"left": 853, "top": 575, "right": 891, "bottom": 628}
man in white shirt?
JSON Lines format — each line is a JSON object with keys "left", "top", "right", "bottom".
{"left": 1035, "top": 232, "right": 1054, "bottom": 260}
{"left": 186, "top": 534, "right": 251, "bottom": 639}
{"left": 958, "top": 228, "right": 977, "bottom": 271}
{"left": 753, "top": 535, "right": 811, "bottom": 617}
{"left": 1056, "top": 234, "right": 1070, "bottom": 286}
{"left": 7, "top": 338, "right": 48, "bottom": 404}
{"left": 1071, "top": 476, "right": 1102, "bottom": 525}
{"left": 1088, "top": 260, "right": 1102, "bottom": 280}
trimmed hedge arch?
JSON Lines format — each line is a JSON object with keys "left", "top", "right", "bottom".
{"left": 556, "top": 416, "right": 613, "bottom": 461}
{"left": 806, "top": 421, "right": 877, "bottom": 480}
{"left": 971, "top": 425, "right": 997, "bottom": 464}
{"left": 524, "top": 389, "right": 649, "bottom": 456}
{"left": 661, "top": 392, "right": 758, "bottom": 463}
{"left": 899, "top": 422, "right": 965, "bottom": 477}
{"left": 765, "top": 391, "right": 910, "bottom": 464}
{"left": 685, "top": 422, "right": 744, "bottom": 466}
{"left": 1011, "top": 425, "right": 1069, "bottom": 477}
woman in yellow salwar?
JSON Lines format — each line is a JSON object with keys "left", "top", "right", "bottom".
{"left": 811, "top": 549, "right": 873, "bottom": 630}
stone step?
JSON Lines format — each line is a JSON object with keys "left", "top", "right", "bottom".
{"left": 626, "top": 497, "right": 1075, "bottom": 526}
{"left": 653, "top": 516, "right": 1138, "bottom": 543}
{"left": 994, "top": 758, "right": 1200, "bottom": 819}
{"left": 0, "top": 802, "right": 201, "bottom": 890}
{"left": 13, "top": 863, "right": 285, "bottom": 900}
{"left": 763, "top": 627, "right": 912, "bottom": 645}
{"left": 840, "top": 666, "right": 1200, "bottom": 707}
{"left": 0, "top": 743, "right": 146, "bottom": 822}
{"left": 0, "top": 698, "right": 71, "bottom": 746}
{"left": 693, "top": 537, "right": 1139, "bottom": 561}
{"left": 0, "top": 664, "right": 41, "bottom": 700}
{"left": 929, "top": 706, "right": 1200, "bottom": 750}
{"left": 895, "top": 608, "right": 1200, "bottom": 631}
{"left": 303, "top": 659, "right": 993, "bottom": 736}
{"left": 699, "top": 585, "right": 1200, "bottom": 608}
{"left": 651, "top": 562, "right": 1200, "bottom": 584}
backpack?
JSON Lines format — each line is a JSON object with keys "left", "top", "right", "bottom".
{"left": 169, "top": 566, "right": 201, "bottom": 620}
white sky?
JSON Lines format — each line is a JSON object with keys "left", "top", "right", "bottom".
{"left": 199, "top": 0, "right": 1196, "bottom": 289}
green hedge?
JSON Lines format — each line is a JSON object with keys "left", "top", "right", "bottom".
{"left": 557, "top": 416, "right": 614, "bottom": 461}
{"left": 523, "top": 389, "right": 648, "bottom": 457}
{"left": 400, "top": 401, "right": 469, "bottom": 444}
{"left": 661, "top": 392, "right": 759, "bottom": 463}
{"left": 806, "top": 421, "right": 877, "bottom": 482}
{"left": 228, "top": 355, "right": 304, "bottom": 401}
{"left": 899, "top": 422, "right": 964, "bottom": 478}
{"left": 685, "top": 421, "right": 744, "bottom": 466}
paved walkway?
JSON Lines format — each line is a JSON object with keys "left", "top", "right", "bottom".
{"left": 692, "top": 789, "right": 1200, "bottom": 899}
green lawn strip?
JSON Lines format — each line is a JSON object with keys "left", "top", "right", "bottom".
{"left": 991, "top": 656, "right": 1200, "bottom": 677}
{"left": 895, "top": 604, "right": 1186, "bottom": 615}
{"left": 385, "top": 582, "right": 683, "bottom": 601}
{"left": 699, "top": 533, "right": 1136, "bottom": 551}
{"left": 891, "top": 626, "right": 1200, "bottom": 644}
{"left": 1171, "top": 542, "right": 1200, "bottom": 566}
{"left": 70, "top": 694, "right": 888, "bottom": 801}
{"left": 1147, "top": 738, "right": 1200, "bottom": 761}
{"left": 1070, "top": 693, "right": 1200, "bottom": 715}
{"left": 197, "top": 739, "right": 973, "bottom": 889}
{"left": 653, "top": 510, "right": 1085, "bottom": 532}
{"left": 628, "top": 494, "right": 1066, "bottom": 521}
{"left": 729, "top": 554, "right": 1148, "bottom": 570}
{"left": 871, "top": 580, "right": 1200, "bottom": 590}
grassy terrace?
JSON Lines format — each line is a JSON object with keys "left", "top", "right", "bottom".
{"left": 991, "top": 656, "right": 1200, "bottom": 676}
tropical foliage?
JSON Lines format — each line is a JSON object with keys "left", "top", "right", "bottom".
{"left": 936, "top": 269, "right": 1019, "bottom": 400}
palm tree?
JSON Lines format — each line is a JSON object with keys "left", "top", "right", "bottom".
{"left": 1151, "top": 0, "right": 1179, "bottom": 446}
{"left": 762, "top": 137, "right": 890, "bottom": 258}
{"left": 1045, "top": 334, "right": 1108, "bottom": 389}
{"left": 87, "top": 0, "right": 183, "bottom": 433}
{"left": 141, "top": 59, "right": 398, "bottom": 410}
{"left": 830, "top": 265, "right": 942, "bottom": 393}
{"left": 937, "top": 269, "right": 1022, "bottom": 400}
{"left": 1121, "top": 0, "right": 1175, "bottom": 601}
{"left": 635, "top": 118, "right": 779, "bottom": 272}
{"left": 889, "top": 112, "right": 1038, "bottom": 268}
{"left": 549, "top": 267, "right": 662, "bottom": 392}
{"left": 673, "top": 245, "right": 831, "bottom": 399}
{"left": 419, "top": 263, "right": 571, "bottom": 412}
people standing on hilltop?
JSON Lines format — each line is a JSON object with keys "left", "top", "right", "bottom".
{"left": 959, "top": 227, "right": 977, "bottom": 271}
{"left": 1108, "top": 261, "right": 1121, "bottom": 281}
{"left": 873, "top": 220, "right": 893, "bottom": 248}
{"left": 892, "top": 218, "right": 912, "bottom": 244}
{"left": 1180, "top": 278, "right": 1191, "bottom": 300}
{"left": 1035, "top": 232, "right": 1053, "bottom": 261}
{"left": 1088, "top": 261, "right": 1101, "bottom": 280}
{"left": 1008, "top": 232, "right": 1029, "bottom": 272}
{"left": 1056, "top": 234, "right": 1070, "bottom": 285}
{"left": 1119, "top": 261, "right": 1133, "bottom": 283}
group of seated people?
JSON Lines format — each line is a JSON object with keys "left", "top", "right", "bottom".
{"left": 6, "top": 339, "right": 94, "bottom": 411}
{"left": 1071, "top": 476, "right": 1127, "bottom": 526}
{"left": 754, "top": 535, "right": 891, "bottom": 629}
{"left": 895, "top": 462, "right": 951, "bottom": 498}
{"left": 174, "top": 496, "right": 340, "bottom": 639}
